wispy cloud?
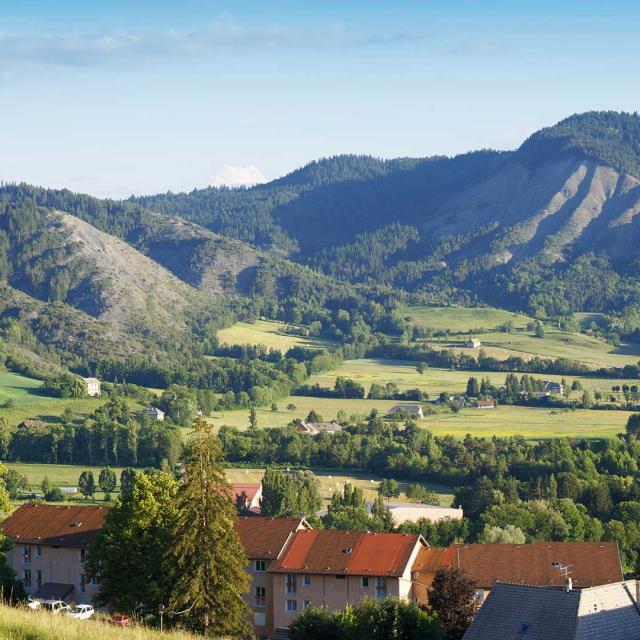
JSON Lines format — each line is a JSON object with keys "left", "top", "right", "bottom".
{"left": 0, "top": 15, "right": 423, "bottom": 70}
{"left": 211, "top": 164, "right": 267, "bottom": 188}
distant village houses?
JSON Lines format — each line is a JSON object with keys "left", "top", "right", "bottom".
{"left": 385, "top": 404, "right": 424, "bottom": 420}
{"left": 143, "top": 406, "right": 165, "bottom": 422}
{"left": 545, "top": 380, "right": 565, "bottom": 395}
{"left": 476, "top": 399, "right": 495, "bottom": 409}
{"left": 82, "top": 377, "right": 101, "bottom": 397}
{"left": 294, "top": 421, "right": 343, "bottom": 435}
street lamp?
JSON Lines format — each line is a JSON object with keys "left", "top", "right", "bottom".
{"left": 158, "top": 603, "right": 165, "bottom": 631}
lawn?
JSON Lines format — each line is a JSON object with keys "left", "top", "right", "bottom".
{"left": 306, "top": 358, "right": 639, "bottom": 398}
{"left": 0, "top": 371, "right": 107, "bottom": 428}
{"left": 225, "top": 468, "right": 455, "bottom": 507}
{"left": 217, "top": 319, "right": 335, "bottom": 351}
{"left": 401, "top": 305, "right": 534, "bottom": 333}
{"left": 421, "top": 405, "right": 632, "bottom": 439}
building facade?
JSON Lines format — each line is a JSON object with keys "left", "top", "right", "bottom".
{"left": 1, "top": 504, "right": 107, "bottom": 603}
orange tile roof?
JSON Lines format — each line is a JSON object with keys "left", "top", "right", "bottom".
{"left": 0, "top": 503, "right": 109, "bottom": 548}
{"left": 270, "top": 529, "right": 424, "bottom": 576}
{"left": 413, "top": 541, "right": 623, "bottom": 589}
{"left": 235, "top": 516, "right": 308, "bottom": 560}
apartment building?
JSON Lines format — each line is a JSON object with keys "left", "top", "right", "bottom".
{"left": 0, "top": 503, "right": 108, "bottom": 603}
{"left": 235, "top": 516, "right": 310, "bottom": 638}
{"left": 268, "top": 529, "right": 427, "bottom": 630}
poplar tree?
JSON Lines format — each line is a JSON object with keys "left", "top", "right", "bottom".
{"left": 168, "top": 418, "right": 251, "bottom": 637}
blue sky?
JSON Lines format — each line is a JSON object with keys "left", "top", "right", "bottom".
{"left": 1, "top": 0, "right": 639, "bottom": 197}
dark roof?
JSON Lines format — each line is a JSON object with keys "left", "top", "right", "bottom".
{"left": 463, "top": 581, "right": 640, "bottom": 640}
{"left": 235, "top": 516, "right": 307, "bottom": 560}
{"left": 270, "top": 529, "right": 424, "bottom": 576}
{"left": 33, "top": 582, "right": 74, "bottom": 601}
{"left": 0, "top": 504, "right": 109, "bottom": 548}
{"left": 414, "top": 541, "right": 623, "bottom": 589}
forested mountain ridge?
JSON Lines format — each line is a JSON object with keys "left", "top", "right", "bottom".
{"left": 133, "top": 111, "right": 640, "bottom": 317}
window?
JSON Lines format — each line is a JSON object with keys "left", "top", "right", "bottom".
{"left": 35, "top": 546, "right": 42, "bottom": 558}
{"left": 36, "top": 570, "right": 42, "bottom": 589}
{"left": 303, "top": 574, "right": 311, "bottom": 586}
{"left": 375, "top": 577, "right": 387, "bottom": 599}
{"left": 22, "top": 546, "right": 31, "bottom": 565}
{"left": 475, "top": 589, "right": 485, "bottom": 603}
{"left": 303, "top": 600, "right": 311, "bottom": 610}
{"left": 23, "top": 570, "right": 32, "bottom": 588}
{"left": 286, "top": 573, "right": 297, "bottom": 594}
{"left": 80, "top": 549, "right": 86, "bottom": 562}
{"left": 254, "top": 560, "right": 266, "bottom": 573}
{"left": 361, "top": 577, "right": 369, "bottom": 589}
{"left": 254, "top": 586, "right": 266, "bottom": 608}
{"left": 80, "top": 574, "right": 86, "bottom": 593}
{"left": 286, "top": 599, "right": 297, "bottom": 613}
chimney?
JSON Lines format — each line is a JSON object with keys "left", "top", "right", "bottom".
{"left": 565, "top": 577, "right": 573, "bottom": 592}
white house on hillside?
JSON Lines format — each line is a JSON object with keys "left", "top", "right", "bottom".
{"left": 144, "top": 406, "right": 165, "bottom": 421}
{"left": 82, "top": 377, "right": 101, "bottom": 397}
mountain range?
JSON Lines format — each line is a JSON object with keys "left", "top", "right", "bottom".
{"left": 2, "top": 110, "right": 640, "bottom": 369}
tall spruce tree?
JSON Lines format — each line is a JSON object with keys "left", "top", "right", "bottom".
{"left": 168, "top": 417, "right": 251, "bottom": 637}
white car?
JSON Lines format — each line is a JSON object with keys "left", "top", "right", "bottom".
{"left": 41, "top": 599, "right": 70, "bottom": 614}
{"left": 27, "top": 598, "right": 41, "bottom": 611}
{"left": 67, "top": 604, "right": 95, "bottom": 620}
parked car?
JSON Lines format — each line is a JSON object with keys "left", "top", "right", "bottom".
{"left": 42, "top": 600, "right": 70, "bottom": 614}
{"left": 67, "top": 604, "right": 94, "bottom": 620}
{"left": 111, "top": 612, "right": 133, "bottom": 626}
{"left": 27, "top": 598, "right": 41, "bottom": 610}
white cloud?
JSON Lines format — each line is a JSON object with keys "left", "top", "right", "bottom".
{"left": 211, "top": 164, "right": 267, "bottom": 188}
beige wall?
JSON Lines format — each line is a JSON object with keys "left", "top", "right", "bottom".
{"left": 244, "top": 557, "right": 276, "bottom": 639}
{"left": 272, "top": 572, "right": 404, "bottom": 629}
{"left": 6, "top": 543, "right": 99, "bottom": 603}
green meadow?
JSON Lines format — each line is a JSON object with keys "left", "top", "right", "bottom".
{"left": 400, "top": 305, "right": 534, "bottom": 333}
{"left": 306, "top": 358, "right": 638, "bottom": 397}
{"left": 0, "top": 371, "right": 107, "bottom": 427}
{"left": 217, "top": 319, "right": 336, "bottom": 351}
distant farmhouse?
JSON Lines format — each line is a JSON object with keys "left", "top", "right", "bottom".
{"left": 466, "top": 338, "right": 482, "bottom": 349}
{"left": 545, "top": 380, "right": 565, "bottom": 395}
{"left": 143, "top": 406, "right": 165, "bottom": 422}
{"left": 385, "top": 404, "right": 424, "bottom": 420}
{"left": 82, "top": 377, "right": 101, "bottom": 397}
{"left": 295, "top": 421, "right": 343, "bottom": 435}
{"left": 476, "top": 399, "right": 495, "bottom": 409}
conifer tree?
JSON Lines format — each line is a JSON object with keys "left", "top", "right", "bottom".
{"left": 168, "top": 417, "right": 251, "bottom": 637}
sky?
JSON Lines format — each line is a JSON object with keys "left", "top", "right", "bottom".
{"left": 0, "top": 0, "right": 639, "bottom": 198}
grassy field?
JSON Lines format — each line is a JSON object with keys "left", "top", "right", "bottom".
{"left": 207, "top": 396, "right": 404, "bottom": 430}
{"left": 401, "top": 305, "right": 534, "bottom": 332}
{"left": 208, "top": 395, "right": 632, "bottom": 439}
{"left": 421, "top": 405, "right": 632, "bottom": 439}
{"left": 0, "top": 371, "right": 108, "bottom": 427}
{"left": 432, "top": 328, "right": 640, "bottom": 368}
{"left": 226, "top": 468, "right": 455, "bottom": 507}
{"left": 0, "top": 606, "right": 195, "bottom": 640}
{"left": 306, "top": 358, "right": 639, "bottom": 397}
{"left": 5, "top": 463, "right": 127, "bottom": 502}
{"left": 401, "top": 305, "right": 640, "bottom": 368}
{"left": 217, "top": 319, "right": 335, "bottom": 351}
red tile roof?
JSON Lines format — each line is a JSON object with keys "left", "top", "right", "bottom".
{"left": 413, "top": 541, "right": 623, "bottom": 589}
{"left": 0, "top": 504, "right": 109, "bottom": 548}
{"left": 232, "top": 483, "right": 261, "bottom": 502}
{"left": 270, "top": 529, "right": 424, "bottom": 576}
{"left": 235, "top": 516, "right": 308, "bottom": 560}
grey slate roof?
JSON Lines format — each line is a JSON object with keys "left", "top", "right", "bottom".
{"left": 463, "top": 581, "right": 640, "bottom": 640}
